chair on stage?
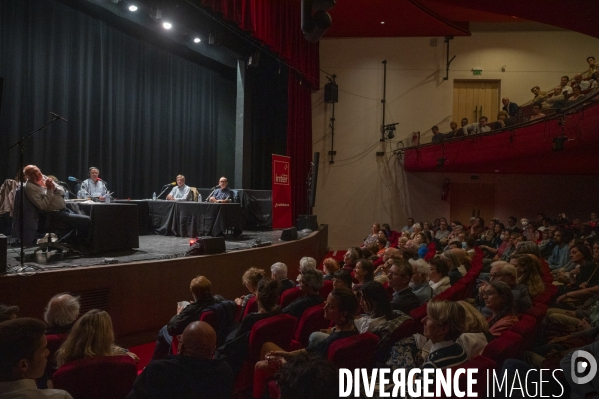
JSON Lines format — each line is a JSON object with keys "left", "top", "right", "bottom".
{"left": 12, "top": 186, "right": 76, "bottom": 254}
{"left": 189, "top": 187, "right": 199, "bottom": 202}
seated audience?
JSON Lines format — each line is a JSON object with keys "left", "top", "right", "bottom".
{"left": 513, "top": 254, "right": 546, "bottom": 298}
{"left": 375, "top": 235, "right": 388, "bottom": 257}
{"left": 559, "top": 75, "right": 573, "bottom": 95}
{"left": 548, "top": 230, "right": 571, "bottom": 270}
{"left": 542, "top": 86, "right": 566, "bottom": 110}
{"left": 216, "top": 279, "right": 281, "bottom": 375}
{"left": 428, "top": 257, "right": 451, "bottom": 296}
{"left": 491, "top": 110, "right": 515, "bottom": 129}
{"left": 444, "top": 121, "right": 463, "bottom": 138}
{"left": 502, "top": 97, "right": 519, "bottom": 118}
{"left": 456, "top": 301, "right": 489, "bottom": 360}
{"left": 573, "top": 73, "right": 591, "bottom": 91}
{"left": 433, "top": 219, "right": 450, "bottom": 247}
{"left": 470, "top": 217, "right": 485, "bottom": 238}
{"left": 236, "top": 267, "right": 265, "bottom": 313}
{"left": 477, "top": 261, "right": 532, "bottom": 316}
{"left": 567, "top": 84, "right": 586, "bottom": 104}
{"left": 275, "top": 353, "right": 339, "bottom": 399}
{"left": 0, "top": 304, "right": 19, "bottom": 323}
{"left": 523, "top": 222, "right": 540, "bottom": 242}
{"left": 506, "top": 216, "right": 522, "bottom": 234}
{"left": 482, "top": 281, "right": 519, "bottom": 337}
{"left": 531, "top": 86, "right": 548, "bottom": 104}
{"left": 0, "top": 318, "right": 73, "bottom": 399}
{"left": 463, "top": 116, "right": 490, "bottom": 135}
{"left": 56, "top": 309, "right": 139, "bottom": 368}
{"left": 414, "top": 232, "right": 430, "bottom": 259}
{"left": 283, "top": 269, "right": 324, "bottom": 320}
{"left": 332, "top": 269, "right": 353, "bottom": 290}
{"left": 373, "top": 247, "right": 400, "bottom": 277}
{"left": 297, "top": 257, "right": 317, "bottom": 279}
{"left": 270, "top": 262, "right": 295, "bottom": 294}
{"left": 352, "top": 258, "right": 374, "bottom": 292}
{"left": 252, "top": 288, "right": 358, "bottom": 397}
{"left": 341, "top": 248, "right": 359, "bottom": 271}
{"left": 409, "top": 259, "right": 433, "bottom": 304}
{"left": 529, "top": 104, "right": 545, "bottom": 120}
{"left": 153, "top": 275, "right": 218, "bottom": 360}
{"left": 561, "top": 244, "right": 598, "bottom": 294}
{"left": 44, "top": 294, "right": 80, "bottom": 335}
{"left": 126, "top": 322, "right": 233, "bottom": 399}
{"left": 402, "top": 218, "right": 415, "bottom": 234}
{"left": 355, "top": 281, "right": 395, "bottom": 333}
{"left": 363, "top": 223, "right": 381, "bottom": 247}
{"left": 441, "top": 250, "right": 465, "bottom": 285}
{"left": 321, "top": 257, "right": 340, "bottom": 281}
{"left": 387, "top": 259, "right": 420, "bottom": 314}
{"left": 431, "top": 125, "right": 444, "bottom": 142}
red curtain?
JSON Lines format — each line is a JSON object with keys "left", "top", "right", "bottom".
{"left": 202, "top": 0, "right": 318, "bottom": 221}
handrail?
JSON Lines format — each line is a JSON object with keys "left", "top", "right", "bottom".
{"left": 402, "top": 88, "right": 599, "bottom": 152}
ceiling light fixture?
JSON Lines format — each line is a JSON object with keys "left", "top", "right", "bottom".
{"left": 381, "top": 21, "right": 385, "bottom": 24}
{"left": 163, "top": 22, "right": 172, "bottom": 30}
{"left": 128, "top": 5, "right": 138, "bottom": 12}
{"left": 193, "top": 37, "right": 201, "bottom": 43}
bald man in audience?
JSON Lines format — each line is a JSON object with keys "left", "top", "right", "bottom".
{"left": 127, "top": 321, "right": 233, "bottom": 399}
{"left": 501, "top": 97, "right": 519, "bottom": 118}
{"left": 573, "top": 73, "right": 590, "bottom": 91}
{"left": 44, "top": 293, "right": 80, "bottom": 334}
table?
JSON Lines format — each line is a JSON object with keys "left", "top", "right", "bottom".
{"left": 145, "top": 200, "right": 243, "bottom": 238}
{"left": 114, "top": 200, "right": 152, "bottom": 235}
{"left": 66, "top": 202, "right": 140, "bottom": 253}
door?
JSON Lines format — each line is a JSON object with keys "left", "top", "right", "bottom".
{"left": 449, "top": 183, "right": 496, "bottom": 226}
{"left": 453, "top": 80, "right": 500, "bottom": 124}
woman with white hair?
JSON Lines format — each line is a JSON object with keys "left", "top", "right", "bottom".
{"left": 44, "top": 293, "right": 80, "bottom": 334}
{"left": 271, "top": 262, "right": 295, "bottom": 294}
{"left": 296, "top": 256, "right": 318, "bottom": 282}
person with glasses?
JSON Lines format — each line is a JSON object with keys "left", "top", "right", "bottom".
{"left": 208, "top": 177, "right": 233, "bottom": 203}
{"left": 428, "top": 257, "right": 451, "bottom": 297}
{"left": 481, "top": 281, "right": 518, "bottom": 338}
{"left": 386, "top": 259, "right": 420, "bottom": 314}
{"left": 476, "top": 261, "right": 532, "bottom": 317}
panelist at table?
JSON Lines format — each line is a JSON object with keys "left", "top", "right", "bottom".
{"left": 166, "top": 175, "right": 192, "bottom": 201}
{"left": 80, "top": 166, "right": 108, "bottom": 200}
{"left": 208, "top": 177, "right": 233, "bottom": 203}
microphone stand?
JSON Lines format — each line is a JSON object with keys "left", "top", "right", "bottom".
{"left": 156, "top": 185, "right": 172, "bottom": 200}
{"left": 206, "top": 187, "right": 218, "bottom": 203}
{"left": 7, "top": 114, "right": 65, "bottom": 269}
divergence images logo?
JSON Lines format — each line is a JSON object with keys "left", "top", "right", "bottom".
{"left": 274, "top": 161, "right": 289, "bottom": 185}
{"left": 571, "top": 350, "right": 598, "bottom": 385}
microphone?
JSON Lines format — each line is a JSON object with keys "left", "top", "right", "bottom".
{"left": 163, "top": 182, "right": 176, "bottom": 187}
{"left": 68, "top": 176, "right": 81, "bottom": 183}
{"left": 213, "top": 185, "right": 220, "bottom": 189}
{"left": 48, "top": 112, "right": 68, "bottom": 122}
{"left": 55, "top": 180, "right": 68, "bottom": 185}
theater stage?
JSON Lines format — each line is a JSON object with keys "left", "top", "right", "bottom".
{"left": 0, "top": 226, "right": 328, "bottom": 346}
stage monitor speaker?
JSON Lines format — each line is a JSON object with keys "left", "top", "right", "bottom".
{"left": 202, "top": 236, "right": 226, "bottom": 254}
{"left": 297, "top": 215, "right": 318, "bottom": 231}
{"left": 0, "top": 235, "right": 6, "bottom": 274}
{"left": 280, "top": 227, "right": 298, "bottom": 241}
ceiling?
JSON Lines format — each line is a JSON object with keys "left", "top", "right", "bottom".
{"left": 326, "top": 0, "right": 599, "bottom": 39}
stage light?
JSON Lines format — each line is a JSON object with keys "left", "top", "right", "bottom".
{"left": 189, "top": 238, "right": 197, "bottom": 246}
{"left": 128, "top": 5, "right": 138, "bottom": 11}
{"left": 163, "top": 22, "right": 172, "bottom": 30}
{"left": 193, "top": 37, "right": 201, "bottom": 43}
{"left": 381, "top": 21, "right": 385, "bottom": 24}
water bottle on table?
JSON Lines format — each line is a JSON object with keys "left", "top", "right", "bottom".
{"left": 198, "top": 194, "right": 202, "bottom": 202}
{"left": 153, "top": 192, "right": 157, "bottom": 201}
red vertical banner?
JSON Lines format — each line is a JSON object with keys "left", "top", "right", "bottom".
{"left": 272, "top": 154, "right": 292, "bottom": 228}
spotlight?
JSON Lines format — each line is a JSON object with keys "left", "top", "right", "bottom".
{"left": 437, "top": 157, "right": 446, "bottom": 168}
{"left": 128, "top": 5, "right": 138, "bottom": 11}
{"left": 552, "top": 135, "right": 567, "bottom": 151}
{"left": 193, "top": 37, "right": 201, "bottom": 43}
{"left": 381, "top": 21, "right": 385, "bottom": 24}
{"left": 163, "top": 22, "right": 172, "bottom": 30}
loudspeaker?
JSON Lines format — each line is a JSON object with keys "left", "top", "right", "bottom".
{"left": 280, "top": 227, "right": 298, "bottom": 241}
{"left": 324, "top": 81, "right": 338, "bottom": 103}
{"left": 0, "top": 235, "right": 6, "bottom": 274}
{"left": 297, "top": 215, "right": 318, "bottom": 231}
{"left": 202, "top": 236, "right": 226, "bottom": 254}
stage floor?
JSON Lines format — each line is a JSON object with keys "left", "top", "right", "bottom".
{"left": 5, "top": 229, "right": 310, "bottom": 274}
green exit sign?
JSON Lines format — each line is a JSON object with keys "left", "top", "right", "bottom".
{"left": 472, "top": 69, "right": 482, "bottom": 75}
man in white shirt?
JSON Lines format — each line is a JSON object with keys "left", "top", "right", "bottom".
{"left": 166, "top": 175, "right": 192, "bottom": 201}
{"left": 560, "top": 75, "right": 573, "bottom": 95}
{"left": 462, "top": 116, "right": 491, "bottom": 135}
{"left": 573, "top": 73, "right": 591, "bottom": 91}
{"left": 0, "top": 318, "right": 73, "bottom": 398}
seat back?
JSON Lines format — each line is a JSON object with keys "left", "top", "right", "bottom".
{"left": 53, "top": 356, "right": 137, "bottom": 399}
{"left": 241, "top": 296, "right": 258, "bottom": 320}
{"left": 11, "top": 186, "right": 40, "bottom": 245}
{"left": 199, "top": 310, "right": 218, "bottom": 331}
{"left": 44, "top": 334, "right": 68, "bottom": 379}
{"left": 248, "top": 314, "right": 297, "bottom": 362}
{"left": 481, "top": 331, "right": 523, "bottom": 368}
{"left": 327, "top": 332, "right": 379, "bottom": 370}
{"left": 409, "top": 303, "right": 427, "bottom": 334}
{"left": 509, "top": 314, "right": 537, "bottom": 348}
{"left": 320, "top": 280, "right": 334, "bottom": 300}
{"left": 443, "top": 355, "right": 497, "bottom": 399}
{"left": 279, "top": 287, "right": 304, "bottom": 309}
{"left": 294, "top": 304, "right": 328, "bottom": 347}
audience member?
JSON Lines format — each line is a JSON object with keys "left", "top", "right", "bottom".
{"left": 271, "top": 262, "right": 295, "bottom": 294}
{"left": 283, "top": 269, "right": 324, "bottom": 320}
{"left": 482, "top": 281, "right": 519, "bottom": 337}
{"left": 463, "top": 116, "right": 490, "bottom": 135}
{"left": 373, "top": 247, "right": 400, "bottom": 277}
{"left": 477, "top": 261, "right": 532, "bottom": 316}
{"left": 408, "top": 259, "right": 433, "bottom": 304}
{"left": 275, "top": 353, "right": 339, "bottom": 399}
{"left": 586, "top": 56, "right": 597, "bottom": 77}
{"left": 506, "top": 216, "right": 521, "bottom": 234}
{"left": 321, "top": 258, "right": 340, "bottom": 281}
{"left": 352, "top": 258, "right": 374, "bottom": 292}
{"left": 548, "top": 230, "right": 571, "bottom": 270}
{"left": 441, "top": 250, "right": 465, "bottom": 285}
{"left": 0, "top": 318, "right": 73, "bottom": 399}
{"left": 341, "top": 249, "right": 359, "bottom": 271}
{"left": 431, "top": 126, "right": 444, "bottom": 142}
{"left": 560, "top": 75, "right": 573, "bottom": 95}
{"left": 445, "top": 121, "right": 463, "bottom": 138}
{"left": 455, "top": 301, "right": 489, "bottom": 360}
{"left": 501, "top": 97, "right": 519, "bottom": 118}
{"left": 568, "top": 85, "right": 586, "bottom": 104}
{"left": 541, "top": 86, "right": 566, "bottom": 110}
{"left": 529, "top": 104, "right": 545, "bottom": 120}
{"left": 236, "top": 267, "right": 265, "bottom": 312}
{"left": 414, "top": 232, "right": 429, "bottom": 259}
{"left": 531, "top": 86, "right": 548, "bottom": 104}
{"left": 460, "top": 118, "right": 469, "bottom": 128}
{"left": 513, "top": 255, "right": 546, "bottom": 298}
{"left": 363, "top": 223, "right": 381, "bottom": 247}
{"left": 433, "top": 219, "right": 450, "bottom": 247}
{"left": 43, "top": 294, "right": 80, "bottom": 335}
{"left": 401, "top": 218, "right": 415, "bottom": 234}
{"left": 153, "top": 275, "right": 218, "bottom": 360}
{"left": 386, "top": 259, "right": 420, "bottom": 314}
{"left": 0, "top": 304, "right": 19, "bottom": 323}
{"left": 332, "top": 269, "right": 353, "bottom": 290}
{"left": 126, "top": 322, "right": 233, "bottom": 399}
{"left": 56, "top": 309, "right": 139, "bottom": 367}
{"left": 573, "top": 73, "right": 590, "bottom": 91}
{"left": 355, "top": 282, "right": 395, "bottom": 333}
{"left": 428, "top": 257, "right": 451, "bottom": 296}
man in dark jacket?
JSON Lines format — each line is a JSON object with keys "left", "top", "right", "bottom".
{"left": 387, "top": 260, "right": 420, "bottom": 314}
{"left": 128, "top": 321, "right": 233, "bottom": 399}
{"left": 152, "top": 275, "right": 218, "bottom": 360}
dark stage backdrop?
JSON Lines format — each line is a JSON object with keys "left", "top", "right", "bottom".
{"left": 0, "top": 0, "right": 236, "bottom": 199}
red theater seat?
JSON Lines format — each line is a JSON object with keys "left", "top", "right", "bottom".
{"left": 327, "top": 333, "right": 380, "bottom": 370}
{"left": 53, "top": 356, "right": 137, "bottom": 399}
{"left": 320, "top": 280, "right": 333, "bottom": 300}
{"left": 481, "top": 331, "right": 523, "bottom": 368}
{"left": 510, "top": 314, "right": 538, "bottom": 349}
{"left": 291, "top": 303, "right": 328, "bottom": 349}
{"left": 279, "top": 286, "right": 303, "bottom": 308}
{"left": 437, "top": 355, "right": 497, "bottom": 399}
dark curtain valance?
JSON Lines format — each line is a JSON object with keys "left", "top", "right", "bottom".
{"left": 0, "top": 0, "right": 236, "bottom": 199}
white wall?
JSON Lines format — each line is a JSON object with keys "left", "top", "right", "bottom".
{"left": 312, "top": 31, "right": 599, "bottom": 249}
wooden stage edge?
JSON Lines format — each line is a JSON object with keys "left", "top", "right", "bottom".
{"left": 0, "top": 225, "right": 328, "bottom": 347}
